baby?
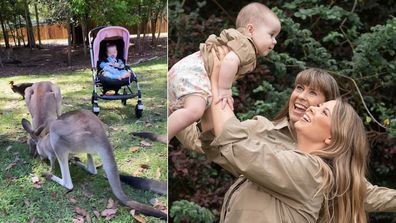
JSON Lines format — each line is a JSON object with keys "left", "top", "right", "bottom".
{"left": 100, "top": 43, "right": 131, "bottom": 80}
{"left": 168, "top": 2, "right": 281, "bottom": 141}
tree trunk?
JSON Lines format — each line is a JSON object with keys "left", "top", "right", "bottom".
{"left": 7, "top": 21, "right": 17, "bottom": 46}
{"left": 157, "top": 11, "right": 163, "bottom": 41}
{"left": 0, "top": 16, "right": 10, "bottom": 48}
{"left": 34, "top": 3, "right": 42, "bottom": 47}
{"left": 13, "top": 15, "right": 21, "bottom": 46}
{"left": 150, "top": 6, "right": 157, "bottom": 46}
{"left": 72, "top": 24, "right": 76, "bottom": 48}
{"left": 0, "top": 45, "right": 3, "bottom": 67}
{"left": 66, "top": 20, "right": 72, "bottom": 66}
{"left": 18, "top": 15, "right": 26, "bottom": 46}
{"left": 80, "top": 16, "right": 87, "bottom": 57}
{"left": 140, "top": 23, "right": 147, "bottom": 55}
{"left": 151, "top": 17, "right": 157, "bottom": 46}
{"left": 23, "top": 0, "right": 35, "bottom": 49}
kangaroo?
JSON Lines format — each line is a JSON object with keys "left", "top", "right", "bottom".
{"left": 24, "top": 81, "right": 61, "bottom": 157}
{"left": 21, "top": 109, "right": 166, "bottom": 219}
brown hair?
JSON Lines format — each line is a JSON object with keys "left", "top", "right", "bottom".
{"left": 273, "top": 68, "right": 340, "bottom": 122}
{"left": 236, "top": 2, "right": 278, "bottom": 28}
{"left": 106, "top": 43, "right": 117, "bottom": 49}
{"left": 312, "top": 99, "right": 368, "bottom": 223}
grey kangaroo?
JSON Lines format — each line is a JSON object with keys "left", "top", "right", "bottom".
{"left": 21, "top": 109, "right": 166, "bottom": 219}
{"left": 24, "top": 81, "right": 61, "bottom": 157}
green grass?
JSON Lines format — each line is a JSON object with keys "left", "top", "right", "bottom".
{"left": 0, "top": 58, "right": 167, "bottom": 222}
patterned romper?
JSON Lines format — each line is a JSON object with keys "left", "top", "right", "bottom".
{"left": 168, "top": 28, "right": 258, "bottom": 110}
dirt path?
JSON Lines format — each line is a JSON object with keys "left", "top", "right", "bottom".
{"left": 0, "top": 36, "right": 167, "bottom": 77}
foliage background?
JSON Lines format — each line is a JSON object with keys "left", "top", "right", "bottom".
{"left": 168, "top": 0, "right": 396, "bottom": 222}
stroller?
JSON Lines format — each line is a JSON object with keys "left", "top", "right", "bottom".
{"left": 88, "top": 26, "right": 143, "bottom": 118}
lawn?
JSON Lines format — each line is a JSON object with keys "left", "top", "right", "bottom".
{"left": 0, "top": 58, "right": 167, "bottom": 222}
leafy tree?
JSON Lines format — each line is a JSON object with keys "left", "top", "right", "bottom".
{"left": 42, "top": 0, "right": 73, "bottom": 64}
{"left": 22, "top": 0, "right": 36, "bottom": 48}
{"left": 0, "top": 0, "right": 13, "bottom": 48}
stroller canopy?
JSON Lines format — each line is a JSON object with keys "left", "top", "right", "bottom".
{"left": 92, "top": 26, "right": 130, "bottom": 68}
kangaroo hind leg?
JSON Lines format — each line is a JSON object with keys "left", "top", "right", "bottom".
{"left": 70, "top": 154, "right": 97, "bottom": 175}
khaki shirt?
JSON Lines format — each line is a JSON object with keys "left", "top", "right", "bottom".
{"left": 204, "top": 116, "right": 325, "bottom": 222}
{"left": 176, "top": 117, "right": 396, "bottom": 221}
{"left": 199, "top": 28, "right": 258, "bottom": 80}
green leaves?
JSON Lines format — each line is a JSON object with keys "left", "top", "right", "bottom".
{"left": 170, "top": 200, "right": 215, "bottom": 223}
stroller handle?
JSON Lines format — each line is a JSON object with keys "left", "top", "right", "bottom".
{"left": 88, "top": 26, "right": 108, "bottom": 40}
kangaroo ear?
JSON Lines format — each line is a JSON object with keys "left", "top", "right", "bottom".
{"left": 21, "top": 119, "right": 46, "bottom": 140}
{"left": 21, "top": 118, "right": 33, "bottom": 134}
{"left": 34, "top": 124, "right": 47, "bottom": 136}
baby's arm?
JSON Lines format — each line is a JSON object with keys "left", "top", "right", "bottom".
{"left": 117, "top": 59, "right": 125, "bottom": 69}
{"left": 217, "top": 50, "right": 240, "bottom": 110}
{"left": 100, "top": 61, "right": 112, "bottom": 71}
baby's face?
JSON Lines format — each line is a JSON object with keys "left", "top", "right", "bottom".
{"left": 107, "top": 46, "right": 118, "bottom": 58}
{"left": 250, "top": 15, "right": 281, "bottom": 56}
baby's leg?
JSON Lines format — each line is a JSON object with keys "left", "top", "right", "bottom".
{"left": 119, "top": 71, "right": 131, "bottom": 79}
{"left": 168, "top": 95, "right": 206, "bottom": 142}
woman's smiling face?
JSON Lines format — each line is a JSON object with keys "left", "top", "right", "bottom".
{"left": 288, "top": 84, "right": 326, "bottom": 124}
{"left": 294, "top": 100, "right": 336, "bottom": 148}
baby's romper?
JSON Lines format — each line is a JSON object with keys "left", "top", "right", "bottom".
{"left": 168, "top": 28, "right": 258, "bottom": 110}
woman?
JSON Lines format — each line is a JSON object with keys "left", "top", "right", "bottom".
{"left": 174, "top": 50, "right": 396, "bottom": 220}
{"left": 195, "top": 49, "right": 368, "bottom": 222}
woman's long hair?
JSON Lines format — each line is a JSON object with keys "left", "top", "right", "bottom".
{"left": 311, "top": 99, "right": 368, "bottom": 223}
{"left": 273, "top": 68, "right": 340, "bottom": 122}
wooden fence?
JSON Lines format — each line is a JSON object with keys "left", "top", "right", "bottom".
{"left": 1, "top": 17, "right": 167, "bottom": 43}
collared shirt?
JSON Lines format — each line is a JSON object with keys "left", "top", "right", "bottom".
{"left": 199, "top": 28, "right": 258, "bottom": 80}
{"left": 202, "top": 116, "right": 324, "bottom": 222}
{"left": 175, "top": 116, "right": 396, "bottom": 222}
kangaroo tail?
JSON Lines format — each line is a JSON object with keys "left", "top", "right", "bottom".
{"left": 119, "top": 175, "right": 167, "bottom": 195}
{"left": 131, "top": 132, "right": 166, "bottom": 144}
{"left": 99, "top": 144, "right": 167, "bottom": 219}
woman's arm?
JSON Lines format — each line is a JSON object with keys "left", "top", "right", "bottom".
{"left": 365, "top": 180, "right": 396, "bottom": 212}
{"left": 208, "top": 47, "right": 237, "bottom": 136}
{"left": 204, "top": 115, "right": 323, "bottom": 203}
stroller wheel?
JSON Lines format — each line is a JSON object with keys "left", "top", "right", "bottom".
{"left": 92, "top": 103, "right": 100, "bottom": 115}
{"left": 135, "top": 101, "right": 144, "bottom": 118}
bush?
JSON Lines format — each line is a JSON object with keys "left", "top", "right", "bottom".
{"left": 170, "top": 200, "right": 215, "bottom": 223}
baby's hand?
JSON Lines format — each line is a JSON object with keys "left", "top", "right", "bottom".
{"left": 215, "top": 88, "right": 234, "bottom": 110}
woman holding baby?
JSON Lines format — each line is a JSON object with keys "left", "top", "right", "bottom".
{"left": 170, "top": 2, "right": 396, "bottom": 223}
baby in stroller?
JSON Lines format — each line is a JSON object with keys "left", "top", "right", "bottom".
{"left": 99, "top": 43, "right": 131, "bottom": 80}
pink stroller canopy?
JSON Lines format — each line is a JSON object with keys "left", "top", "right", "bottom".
{"left": 92, "top": 26, "right": 130, "bottom": 68}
